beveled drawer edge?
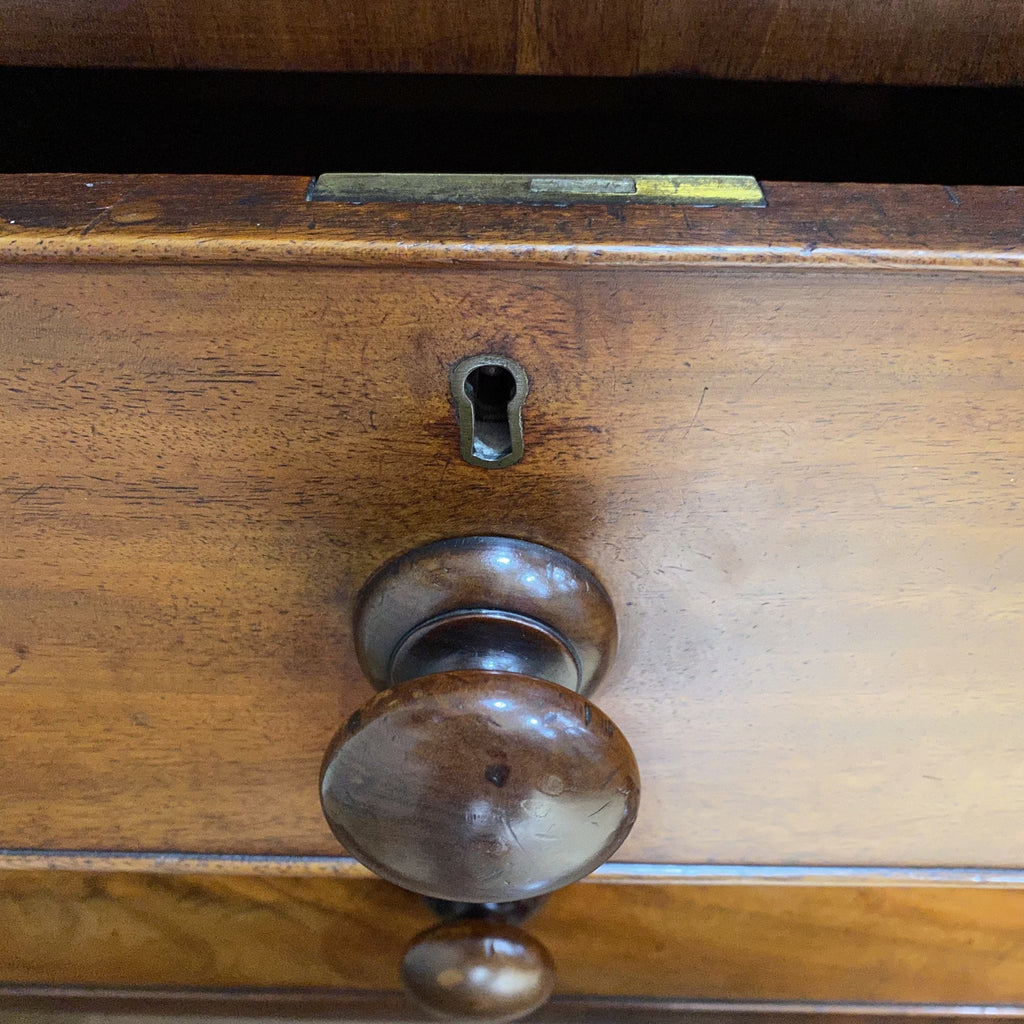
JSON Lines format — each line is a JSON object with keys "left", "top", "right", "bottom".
{"left": 4, "top": 849, "right": 1024, "bottom": 887}
{"left": 4, "top": 988, "right": 1024, "bottom": 1022}
{"left": 2, "top": 175, "right": 1024, "bottom": 272}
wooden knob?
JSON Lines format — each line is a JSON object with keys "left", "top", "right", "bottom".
{"left": 320, "top": 669, "right": 640, "bottom": 903}
{"left": 402, "top": 918, "right": 555, "bottom": 1023}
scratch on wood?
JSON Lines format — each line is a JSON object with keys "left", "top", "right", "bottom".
{"left": 12, "top": 483, "right": 44, "bottom": 503}
{"left": 681, "top": 385, "right": 709, "bottom": 441}
{"left": 79, "top": 208, "right": 113, "bottom": 236}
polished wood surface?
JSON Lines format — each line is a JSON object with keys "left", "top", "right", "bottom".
{"left": 8, "top": 871, "right": 1024, "bottom": 1006}
{"left": 2, "top": 175, "right": 1024, "bottom": 869}
{"left": 0, "top": 1, "right": 1022, "bottom": 85}
{"left": 402, "top": 918, "right": 555, "bottom": 1022}
{"left": 321, "top": 670, "right": 639, "bottom": 902}
{"left": 3, "top": 176, "right": 1024, "bottom": 270}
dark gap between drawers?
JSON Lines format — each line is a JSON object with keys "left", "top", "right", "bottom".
{"left": 2, "top": 69, "right": 1023, "bottom": 183}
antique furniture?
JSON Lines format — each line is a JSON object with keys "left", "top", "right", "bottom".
{"left": 3, "top": 3, "right": 1024, "bottom": 1020}
{"left": 5, "top": 172, "right": 1024, "bottom": 1020}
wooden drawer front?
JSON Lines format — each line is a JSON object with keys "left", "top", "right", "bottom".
{"left": 6, "top": 872, "right": 1024, "bottom": 1007}
{"left": 2, "top": 176, "right": 1024, "bottom": 873}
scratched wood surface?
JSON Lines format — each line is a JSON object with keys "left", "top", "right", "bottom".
{"left": 0, "top": 0, "right": 1022, "bottom": 85}
{"left": 7, "top": 872, "right": 1024, "bottom": 1005}
{"left": 2, "top": 176, "right": 1024, "bottom": 868}
{"left": 3, "top": 176, "right": 1024, "bottom": 271}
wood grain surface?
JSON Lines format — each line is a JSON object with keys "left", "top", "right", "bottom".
{"left": 1, "top": 0, "right": 1023, "bottom": 85}
{"left": 6, "top": 872, "right": 1024, "bottom": 1005}
{"left": 3, "top": 176, "right": 1024, "bottom": 271}
{"left": 2, "top": 175, "right": 1024, "bottom": 870}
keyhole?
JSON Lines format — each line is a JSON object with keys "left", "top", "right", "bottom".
{"left": 451, "top": 355, "right": 529, "bottom": 469}
{"left": 466, "top": 364, "right": 516, "bottom": 459}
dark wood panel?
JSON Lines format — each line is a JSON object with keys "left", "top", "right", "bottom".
{"left": 0, "top": 1, "right": 516, "bottom": 75}
{"left": 1, "top": 1, "right": 1023, "bottom": 85}
{"left": 2, "top": 176, "right": 1024, "bottom": 867}
{"left": 6, "top": 872, "right": 1024, "bottom": 1005}
{"left": 521, "top": 0, "right": 1024, "bottom": 83}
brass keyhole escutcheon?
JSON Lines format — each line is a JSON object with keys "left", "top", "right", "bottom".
{"left": 450, "top": 355, "right": 529, "bottom": 469}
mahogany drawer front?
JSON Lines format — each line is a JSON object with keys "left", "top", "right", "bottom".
{"left": 2, "top": 175, "right": 1024, "bottom": 874}
{"left": 6, "top": 871, "right": 1024, "bottom": 1008}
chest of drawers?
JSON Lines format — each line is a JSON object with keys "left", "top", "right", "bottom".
{"left": 3, "top": 173, "right": 1024, "bottom": 1018}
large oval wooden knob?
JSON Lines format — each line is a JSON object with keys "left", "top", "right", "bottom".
{"left": 402, "top": 918, "right": 555, "bottom": 1023}
{"left": 320, "top": 536, "right": 640, "bottom": 903}
{"left": 321, "top": 668, "right": 639, "bottom": 902}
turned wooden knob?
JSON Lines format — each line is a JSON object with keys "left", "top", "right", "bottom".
{"left": 402, "top": 918, "right": 555, "bottom": 1023}
{"left": 320, "top": 669, "right": 639, "bottom": 903}
{"left": 321, "top": 536, "right": 640, "bottom": 903}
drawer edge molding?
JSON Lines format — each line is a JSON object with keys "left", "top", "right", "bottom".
{"left": 4, "top": 988, "right": 1024, "bottom": 1022}
{"left": 5, "top": 849, "right": 1024, "bottom": 887}
{"left": 2, "top": 175, "right": 1024, "bottom": 272}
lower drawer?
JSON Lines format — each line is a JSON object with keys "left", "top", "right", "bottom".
{"left": 4, "top": 870, "right": 1024, "bottom": 1011}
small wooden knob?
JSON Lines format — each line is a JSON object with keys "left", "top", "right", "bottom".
{"left": 320, "top": 669, "right": 640, "bottom": 903}
{"left": 402, "top": 918, "right": 555, "bottom": 1023}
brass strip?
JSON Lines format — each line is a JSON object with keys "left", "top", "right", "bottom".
{"left": 307, "top": 173, "right": 767, "bottom": 207}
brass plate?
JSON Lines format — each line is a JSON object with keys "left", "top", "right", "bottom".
{"left": 307, "top": 173, "right": 766, "bottom": 207}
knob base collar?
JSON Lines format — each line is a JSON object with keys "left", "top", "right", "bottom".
{"left": 353, "top": 536, "right": 617, "bottom": 696}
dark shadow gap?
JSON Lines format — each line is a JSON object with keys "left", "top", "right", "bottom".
{"left": 2, "top": 69, "right": 1023, "bottom": 183}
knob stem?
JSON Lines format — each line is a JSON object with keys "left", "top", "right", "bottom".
{"left": 390, "top": 610, "right": 580, "bottom": 690}
{"left": 354, "top": 536, "right": 617, "bottom": 696}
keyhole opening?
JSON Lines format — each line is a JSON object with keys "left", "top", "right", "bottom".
{"left": 451, "top": 355, "right": 529, "bottom": 469}
{"left": 465, "top": 364, "right": 516, "bottom": 460}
